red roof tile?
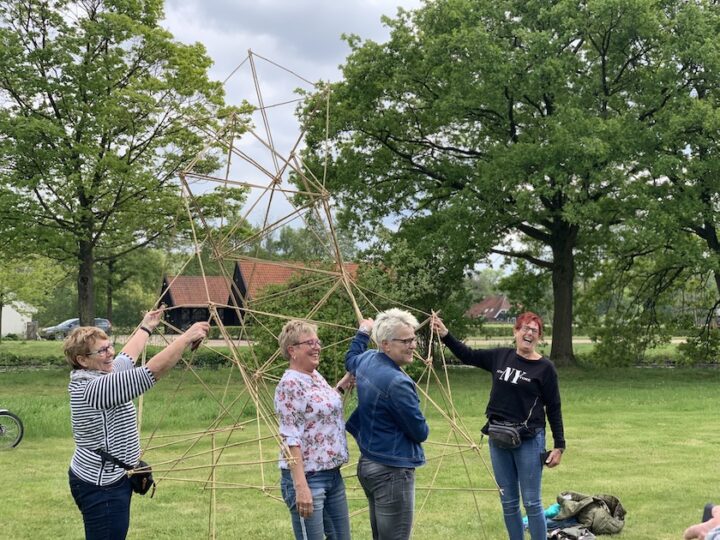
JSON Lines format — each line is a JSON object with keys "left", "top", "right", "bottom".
{"left": 238, "top": 261, "right": 359, "bottom": 300}
{"left": 164, "top": 275, "right": 231, "bottom": 306}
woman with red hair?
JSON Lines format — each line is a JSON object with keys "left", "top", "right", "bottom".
{"left": 431, "top": 312, "right": 565, "bottom": 540}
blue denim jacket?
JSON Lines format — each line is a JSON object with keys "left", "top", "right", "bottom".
{"left": 345, "top": 332, "right": 428, "bottom": 468}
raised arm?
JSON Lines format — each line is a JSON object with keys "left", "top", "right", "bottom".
{"left": 345, "top": 318, "right": 374, "bottom": 373}
{"left": 432, "top": 313, "right": 494, "bottom": 369}
{"left": 121, "top": 309, "right": 163, "bottom": 362}
{"left": 145, "top": 322, "right": 209, "bottom": 380}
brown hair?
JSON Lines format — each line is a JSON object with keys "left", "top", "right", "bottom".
{"left": 514, "top": 312, "right": 544, "bottom": 338}
{"left": 64, "top": 327, "right": 109, "bottom": 369}
{"left": 278, "top": 320, "right": 318, "bottom": 361}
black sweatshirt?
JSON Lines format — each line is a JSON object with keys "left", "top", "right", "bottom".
{"left": 442, "top": 333, "right": 566, "bottom": 450}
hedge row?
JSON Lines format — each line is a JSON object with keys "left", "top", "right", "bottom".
{"left": 0, "top": 347, "right": 246, "bottom": 370}
{"left": 0, "top": 351, "right": 67, "bottom": 368}
{"left": 112, "top": 326, "right": 247, "bottom": 340}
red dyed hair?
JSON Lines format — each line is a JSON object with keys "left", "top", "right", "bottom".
{"left": 514, "top": 312, "right": 544, "bottom": 338}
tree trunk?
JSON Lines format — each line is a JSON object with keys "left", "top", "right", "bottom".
{"left": 0, "top": 300, "right": 4, "bottom": 343}
{"left": 78, "top": 240, "right": 95, "bottom": 326}
{"left": 106, "top": 259, "right": 114, "bottom": 323}
{"left": 700, "top": 223, "right": 719, "bottom": 323}
{"left": 549, "top": 226, "right": 577, "bottom": 366}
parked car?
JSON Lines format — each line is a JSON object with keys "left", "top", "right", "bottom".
{"left": 40, "top": 318, "right": 112, "bottom": 340}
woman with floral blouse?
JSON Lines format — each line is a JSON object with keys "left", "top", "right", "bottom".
{"left": 274, "top": 320, "right": 354, "bottom": 540}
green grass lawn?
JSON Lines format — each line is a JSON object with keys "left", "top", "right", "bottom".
{"left": 2, "top": 365, "right": 719, "bottom": 539}
{"left": 0, "top": 339, "right": 65, "bottom": 355}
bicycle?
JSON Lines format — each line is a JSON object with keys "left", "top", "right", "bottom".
{"left": 0, "top": 409, "right": 24, "bottom": 449}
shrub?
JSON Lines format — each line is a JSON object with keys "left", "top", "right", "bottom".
{"left": 141, "top": 345, "right": 245, "bottom": 370}
{"left": 678, "top": 329, "right": 720, "bottom": 365}
{"left": 0, "top": 350, "right": 66, "bottom": 368}
{"left": 0, "top": 344, "right": 246, "bottom": 371}
{"left": 208, "top": 326, "right": 246, "bottom": 340}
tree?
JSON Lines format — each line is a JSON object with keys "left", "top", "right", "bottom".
{"left": 498, "top": 261, "right": 553, "bottom": 320}
{"left": 249, "top": 240, "right": 470, "bottom": 380}
{"left": 0, "top": 256, "right": 63, "bottom": 340}
{"left": 95, "top": 247, "right": 165, "bottom": 326}
{"left": 0, "top": 0, "right": 241, "bottom": 326}
{"left": 648, "top": 2, "right": 720, "bottom": 315}
{"left": 302, "top": 0, "right": 695, "bottom": 365}
{"left": 260, "top": 223, "right": 358, "bottom": 263}
{"left": 572, "top": 3, "right": 720, "bottom": 363}
{"left": 465, "top": 268, "right": 504, "bottom": 304}
{"left": 164, "top": 186, "right": 255, "bottom": 278}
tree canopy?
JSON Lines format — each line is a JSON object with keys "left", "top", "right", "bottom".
{"left": 0, "top": 0, "right": 242, "bottom": 325}
{"left": 302, "top": 0, "right": 720, "bottom": 364}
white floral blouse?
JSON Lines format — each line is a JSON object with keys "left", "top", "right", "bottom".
{"left": 274, "top": 369, "right": 349, "bottom": 472}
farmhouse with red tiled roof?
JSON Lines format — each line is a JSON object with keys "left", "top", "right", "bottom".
{"left": 160, "top": 261, "right": 358, "bottom": 330}
{"left": 466, "top": 295, "right": 512, "bottom": 322}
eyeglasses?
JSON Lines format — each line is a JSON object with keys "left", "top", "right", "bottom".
{"left": 293, "top": 339, "right": 322, "bottom": 348}
{"left": 391, "top": 337, "right": 417, "bottom": 346}
{"left": 88, "top": 344, "right": 114, "bottom": 356}
{"left": 519, "top": 325, "right": 540, "bottom": 336}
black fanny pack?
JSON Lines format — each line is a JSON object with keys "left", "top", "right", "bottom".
{"left": 487, "top": 420, "right": 522, "bottom": 449}
{"left": 487, "top": 397, "right": 539, "bottom": 450}
{"left": 95, "top": 449, "right": 155, "bottom": 496}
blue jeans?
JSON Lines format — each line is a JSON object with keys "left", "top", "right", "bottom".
{"left": 489, "top": 430, "right": 547, "bottom": 540}
{"left": 68, "top": 468, "right": 133, "bottom": 540}
{"left": 280, "top": 467, "right": 351, "bottom": 540}
{"left": 357, "top": 455, "right": 415, "bottom": 540}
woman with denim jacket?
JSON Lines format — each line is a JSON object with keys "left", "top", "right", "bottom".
{"left": 345, "top": 308, "right": 429, "bottom": 540}
{"left": 432, "top": 311, "right": 565, "bottom": 540}
{"left": 274, "top": 320, "right": 355, "bottom": 540}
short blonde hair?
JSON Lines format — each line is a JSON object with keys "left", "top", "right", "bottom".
{"left": 278, "top": 320, "right": 318, "bottom": 360}
{"left": 372, "top": 308, "right": 419, "bottom": 344}
{"left": 64, "top": 327, "right": 109, "bottom": 369}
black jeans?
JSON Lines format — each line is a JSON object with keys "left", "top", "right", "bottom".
{"left": 69, "top": 468, "right": 132, "bottom": 540}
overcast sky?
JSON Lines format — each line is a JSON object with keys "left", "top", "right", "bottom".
{"left": 161, "top": 0, "right": 423, "bottom": 226}
{"left": 163, "top": 0, "right": 422, "bottom": 88}
{"left": 162, "top": 0, "right": 423, "bottom": 149}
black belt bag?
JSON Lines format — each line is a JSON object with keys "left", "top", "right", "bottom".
{"left": 95, "top": 449, "right": 156, "bottom": 496}
{"left": 488, "top": 421, "right": 522, "bottom": 449}
{"left": 487, "top": 397, "right": 539, "bottom": 450}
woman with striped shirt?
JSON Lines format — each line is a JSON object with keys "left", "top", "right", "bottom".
{"left": 66, "top": 310, "right": 209, "bottom": 540}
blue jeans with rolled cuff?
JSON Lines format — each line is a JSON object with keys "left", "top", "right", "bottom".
{"left": 69, "top": 468, "right": 133, "bottom": 540}
{"left": 357, "top": 455, "right": 416, "bottom": 540}
{"left": 280, "top": 467, "right": 351, "bottom": 540}
{"left": 489, "top": 429, "right": 547, "bottom": 540}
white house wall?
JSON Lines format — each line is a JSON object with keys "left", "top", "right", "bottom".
{"left": 2, "top": 304, "right": 33, "bottom": 336}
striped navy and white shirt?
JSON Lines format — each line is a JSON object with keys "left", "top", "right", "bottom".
{"left": 68, "top": 353, "right": 156, "bottom": 485}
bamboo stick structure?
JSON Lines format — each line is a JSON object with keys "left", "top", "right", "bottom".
{"left": 137, "top": 50, "right": 499, "bottom": 539}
